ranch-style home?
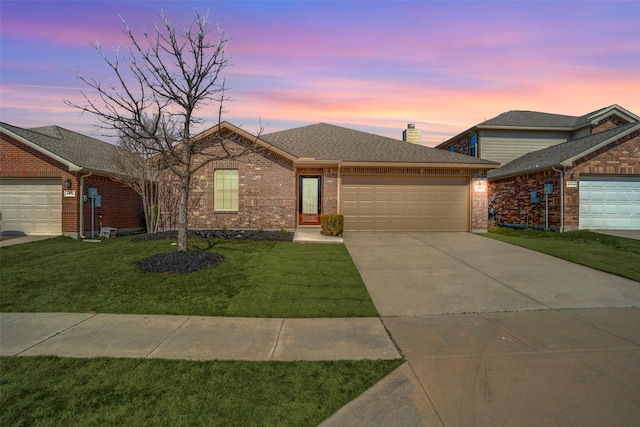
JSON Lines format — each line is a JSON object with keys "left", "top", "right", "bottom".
{"left": 0, "top": 122, "right": 144, "bottom": 237}
{"left": 436, "top": 105, "right": 640, "bottom": 231}
{"left": 184, "top": 122, "right": 498, "bottom": 233}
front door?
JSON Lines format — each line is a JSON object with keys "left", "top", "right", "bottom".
{"left": 299, "top": 176, "right": 321, "bottom": 225}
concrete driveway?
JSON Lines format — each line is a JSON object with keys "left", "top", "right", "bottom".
{"left": 344, "top": 232, "right": 640, "bottom": 427}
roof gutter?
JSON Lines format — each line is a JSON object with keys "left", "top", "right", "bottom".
{"left": 1, "top": 127, "right": 82, "bottom": 172}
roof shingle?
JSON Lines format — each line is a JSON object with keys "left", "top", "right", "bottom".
{"left": 263, "top": 123, "right": 497, "bottom": 165}
{"left": 1, "top": 123, "right": 125, "bottom": 175}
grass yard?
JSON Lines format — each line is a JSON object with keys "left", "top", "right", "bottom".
{"left": 1, "top": 356, "right": 404, "bottom": 427}
{"left": 0, "top": 236, "right": 378, "bottom": 317}
{"left": 482, "top": 228, "right": 640, "bottom": 282}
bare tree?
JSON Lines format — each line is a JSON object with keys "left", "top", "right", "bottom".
{"left": 66, "top": 10, "right": 262, "bottom": 251}
{"left": 111, "top": 126, "right": 162, "bottom": 234}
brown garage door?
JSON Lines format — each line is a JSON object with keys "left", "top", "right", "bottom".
{"left": 341, "top": 175, "right": 469, "bottom": 231}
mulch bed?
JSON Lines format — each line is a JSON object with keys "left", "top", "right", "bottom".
{"left": 133, "top": 229, "right": 294, "bottom": 242}
{"left": 134, "top": 229, "right": 293, "bottom": 274}
{"left": 137, "top": 251, "right": 224, "bottom": 274}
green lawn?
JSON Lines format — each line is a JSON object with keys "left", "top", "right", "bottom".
{"left": 0, "top": 236, "right": 378, "bottom": 317}
{"left": 0, "top": 236, "right": 398, "bottom": 425}
{"left": 1, "top": 356, "right": 403, "bottom": 427}
{"left": 481, "top": 228, "right": 640, "bottom": 282}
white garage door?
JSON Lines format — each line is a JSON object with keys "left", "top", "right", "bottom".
{"left": 0, "top": 179, "right": 62, "bottom": 235}
{"left": 579, "top": 176, "right": 640, "bottom": 230}
{"left": 341, "top": 176, "right": 469, "bottom": 231}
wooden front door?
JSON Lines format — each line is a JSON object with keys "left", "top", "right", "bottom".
{"left": 299, "top": 176, "right": 321, "bottom": 225}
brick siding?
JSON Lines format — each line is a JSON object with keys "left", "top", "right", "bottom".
{"left": 489, "top": 131, "right": 640, "bottom": 231}
{"left": 185, "top": 137, "right": 296, "bottom": 230}
{"left": 1, "top": 134, "right": 144, "bottom": 236}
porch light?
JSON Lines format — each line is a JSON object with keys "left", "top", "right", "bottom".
{"left": 64, "top": 179, "right": 72, "bottom": 188}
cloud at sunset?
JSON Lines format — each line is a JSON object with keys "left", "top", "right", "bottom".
{"left": 1, "top": 1, "right": 639, "bottom": 146}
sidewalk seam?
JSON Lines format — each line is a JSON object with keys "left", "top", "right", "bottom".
{"left": 268, "top": 318, "right": 285, "bottom": 360}
{"left": 13, "top": 312, "right": 99, "bottom": 356}
{"left": 144, "top": 315, "right": 192, "bottom": 359}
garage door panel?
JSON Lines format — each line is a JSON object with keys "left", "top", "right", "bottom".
{"left": 341, "top": 176, "right": 469, "bottom": 232}
{"left": 579, "top": 176, "right": 640, "bottom": 230}
{"left": 0, "top": 179, "right": 62, "bottom": 235}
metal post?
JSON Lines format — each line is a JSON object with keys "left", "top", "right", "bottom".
{"left": 91, "top": 198, "right": 95, "bottom": 239}
{"left": 545, "top": 193, "right": 549, "bottom": 230}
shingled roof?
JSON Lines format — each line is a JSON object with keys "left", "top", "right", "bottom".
{"left": 488, "top": 122, "right": 640, "bottom": 180}
{"left": 479, "top": 104, "right": 639, "bottom": 130}
{"left": 1, "top": 122, "right": 125, "bottom": 175}
{"left": 262, "top": 122, "right": 497, "bottom": 166}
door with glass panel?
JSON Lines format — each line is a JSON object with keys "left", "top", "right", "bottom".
{"left": 299, "top": 176, "right": 321, "bottom": 225}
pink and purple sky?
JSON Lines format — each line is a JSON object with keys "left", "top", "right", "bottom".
{"left": 1, "top": 1, "right": 639, "bottom": 146}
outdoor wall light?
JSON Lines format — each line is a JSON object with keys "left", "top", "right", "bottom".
{"left": 64, "top": 179, "right": 72, "bottom": 188}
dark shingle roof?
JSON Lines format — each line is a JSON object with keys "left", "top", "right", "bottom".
{"left": 479, "top": 110, "right": 585, "bottom": 128}
{"left": 488, "top": 123, "right": 640, "bottom": 180}
{"left": 262, "top": 123, "right": 497, "bottom": 166}
{"left": 1, "top": 123, "right": 125, "bottom": 175}
{"left": 479, "top": 104, "right": 638, "bottom": 129}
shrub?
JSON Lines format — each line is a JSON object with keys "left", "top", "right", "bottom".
{"left": 321, "top": 214, "right": 344, "bottom": 237}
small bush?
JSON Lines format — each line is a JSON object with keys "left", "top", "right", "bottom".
{"left": 321, "top": 214, "right": 344, "bottom": 237}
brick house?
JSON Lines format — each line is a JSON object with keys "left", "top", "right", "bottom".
{"left": 436, "top": 105, "right": 640, "bottom": 231}
{"left": 184, "top": 122, "right": 498, "bottom": 233}
{"left": 436, "top": 104, "right": 639, "bottom": 165}
{"left": 0, "top": 122, "right": 144, "bottom": 237}
{"left": 488, "top": 123, "right": 640, "bottom": 231}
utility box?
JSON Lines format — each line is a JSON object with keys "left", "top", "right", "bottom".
{"left": 530, "top": 191, "right": 541, "bottom": 203}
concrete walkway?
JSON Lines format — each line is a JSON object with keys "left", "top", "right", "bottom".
{"left": 0, "top": 313, "right": 399, "bottom": 361}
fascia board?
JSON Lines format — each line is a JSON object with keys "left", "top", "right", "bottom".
{"left": 339, "top": 161, "right": 499, "bottom": 170}
{"left": 488, "top": 164, "right": 554, "bottom": 181}
{"left": 1, "top": 127, "right": 82, "bottom": 172}
{"left": 194, "top": 121, "right": 298, "bottom": 163}
{"left": 561, "top": 123, "right": 640, "bottom": 167}
{"left": 476, "top": 124, "right": 574, "bottom": 132}
{"left": 589, "top": 105, "right": 640, "bottom": 124}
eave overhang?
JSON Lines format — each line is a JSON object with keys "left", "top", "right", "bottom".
{"left": 1, "top": 126, "right": 82, "bottom": 172}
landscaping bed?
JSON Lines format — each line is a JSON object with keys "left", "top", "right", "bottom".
{"left": 133, "top": 229, "right": 294, "bottom": 242}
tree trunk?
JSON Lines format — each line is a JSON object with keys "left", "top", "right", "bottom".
{"left": 177, "top": 146, "right": 191, "bottom": 251}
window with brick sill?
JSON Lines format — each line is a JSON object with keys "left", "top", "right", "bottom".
{"left": 214, "top": 169, "right": 238, "bottom": 212}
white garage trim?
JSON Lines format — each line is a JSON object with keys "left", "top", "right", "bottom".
{"left": 341, "top": 176, "right": 469, "bottom": 231}
{"left": 0, "top": 179, "right": 62, "bottom": 235}
{"left": 579, "top": 176, "right": 640, "bottom": 230}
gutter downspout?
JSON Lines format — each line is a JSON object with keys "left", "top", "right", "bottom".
{"left": 337, "top": 164, "right": 342, "bottom": 214}
{"left": 79, "top": 171, "right": 93, "bottom": 239}
{"left": 552, "top": 166, "right": 564, "bottom": 233}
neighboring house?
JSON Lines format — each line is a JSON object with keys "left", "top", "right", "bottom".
{"left": 488, "top": 123, "right": 640, "bottom": 231}
{"left": 0, "top": 122, "right": 144, "bottom": 237}
{"left": 436, "top": 104, "right": 640, "bottom": 231}
{"left": 186, "top": 122, "right": 498, "bottom": 233}
{"left": 436, "top": 104, "right": 640, "bottom": 165}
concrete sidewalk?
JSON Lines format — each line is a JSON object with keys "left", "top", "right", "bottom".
{"left": 0, "top": 312, "right": 400, "bottom": 361}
